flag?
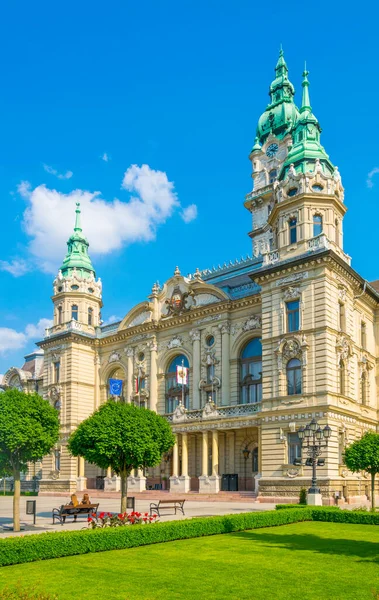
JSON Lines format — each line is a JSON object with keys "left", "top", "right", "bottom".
{"left": 109, "top": 378, "right": 123, "bottom": 396}
{"left": 176, "top": 365, "right": 188, "bottom": 385}
{"left": 135, "top": 377, "right": 139, "bottom": 394}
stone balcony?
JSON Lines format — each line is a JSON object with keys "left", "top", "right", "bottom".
{"left": 261, "top": 234, "right": 351, "bottom": 268}
{"left": 165, "top": 400, "right": 262, "bottom": 424}
{"left": 44, "top": 320, "right": 96, "bottom": 339}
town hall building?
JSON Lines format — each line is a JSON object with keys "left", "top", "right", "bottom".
{"left": 2, "top": 51, "right": 378, "bottom": 503}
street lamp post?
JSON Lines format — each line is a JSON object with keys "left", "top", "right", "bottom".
{"left": 296, "top": 419, "right": 332, "bottom": 505}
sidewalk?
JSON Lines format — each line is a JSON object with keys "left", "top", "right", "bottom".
{"left": 0, "top": 494, "right": 275, "bottom": 538}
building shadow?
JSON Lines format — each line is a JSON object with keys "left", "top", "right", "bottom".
{"left": 231, "top": 530, "right": 379, "bottom": 563}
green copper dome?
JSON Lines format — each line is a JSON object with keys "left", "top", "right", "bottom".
{"left": 279, "top": 68, "right": 335, "bottom": 179}
{"left": 256, "top": 49, "right": 300, "bottom": 144}
{"left": 59, "top": 203, "right": 96, "bottom": 278}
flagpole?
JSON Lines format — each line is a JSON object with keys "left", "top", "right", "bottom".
{"left": 181, "top": 359, "right": 184, "bottom": 406}
{"left": 138, "top": 366, "right": 141, "bottom": 408}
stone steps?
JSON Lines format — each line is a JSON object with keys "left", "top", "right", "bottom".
{"left": 39, "top": 489, "right": 259, "bottom": 503}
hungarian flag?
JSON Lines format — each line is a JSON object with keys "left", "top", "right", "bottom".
{"left": 176, "top": 365, "right": 188, "bottom": 385}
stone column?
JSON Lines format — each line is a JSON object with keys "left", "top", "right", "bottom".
{"left": 76, "top": 456, "right": 87, "bottom": 491}
{"left": 169, "top": 434, "right": 180, "bottom": 492}
{"left": 209, "top": 430, "right": 220, "bottom": 493}
{"left": 175, "top": 432, "right": 191, "bottom": 493}
{"left": 190, "top": 329, "right": 201, "bottom": 409}
{"left": 220, "top": 323, "right": 231, "bottom": 406}
{"left": 126, "top": 348, "right": 134, "bottom": 403}
{"left": 128, "top": 467, "right": 146, "bottom": 493}
{"left": 254, "top": 427, "right": 262, "bottom": 494}
{"left": 149, "top": 338, "right": 158, "bottom": 413}
{"left": 199, "top": 430, "right": 210, "bottom": 494}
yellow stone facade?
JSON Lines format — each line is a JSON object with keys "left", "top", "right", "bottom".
{"left": 2, "top": 53, "right": 379, "bottom": 503}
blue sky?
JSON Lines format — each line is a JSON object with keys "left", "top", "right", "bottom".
{"left": 1, "top": 0, "right": 379, "bottom": 373}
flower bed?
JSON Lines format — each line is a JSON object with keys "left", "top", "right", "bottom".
{"left": 88, "top": 511, "right": 157, "bottom": 528}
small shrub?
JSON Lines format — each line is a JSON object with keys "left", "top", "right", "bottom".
{"left": 311, "top": 509, "right": 379, "bottom": 525}
{"left": 352, "top": 506, "right": 368, "bottom": 512}
{"left": 299, "top": 487, "right": 307, "bottom": 505}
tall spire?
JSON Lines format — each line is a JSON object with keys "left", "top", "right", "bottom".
{"left": 255, "top": 49, "right": 300, "bottom": 144}
{"left": 301, "top": 63, "right": 311, "bottom": 114}
{"left": 59, "top": 203, "right": 95, "bottom": 279}
{"left": 74, "top": 202, "right": 82, "bottom": 233}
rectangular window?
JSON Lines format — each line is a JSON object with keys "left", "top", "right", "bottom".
{"left": 313, "top": 215, "right": 323, "bottom": 236}
{"left": 71, "top": 305, "right": 78, "bottom": 321}
{"left": 338, "top": 303, "right": 345, "bottom": 332}
{"left": 54, "top": 361, "right": 60, "bottom": 383}
{"left": 289, "top": 218, "right": 297, "bottom": 244}
{"left": 58, "top": 306, "right": 63, "bottom": 325}
{"left": 288, "top": 433, "right": 301, "bottom": 465}
{"left": 361, "top": 322, "right": 366, "bottom": 349}
{"left": 286, "top": 300, "right": 300, "bottom": 332}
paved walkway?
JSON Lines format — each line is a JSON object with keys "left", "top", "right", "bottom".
{"left": 0, "top": 494, "right": 276, "bottom": 537}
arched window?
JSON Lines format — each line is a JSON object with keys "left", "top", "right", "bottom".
{"left": 58, "top": 306, "right": 63, "bottom": 325}
{"left": 269, "top": 169, "right": 277, "bottom": 184}
{"left": 88, "top": 307, "right": 93, "bottom": 326}
{"left": 289, "top": 218, "right": 297, "bottom": 244}
{"left": 313, "top": 214, "right": 323, "bottom": 236}
{"left": 240, "top": 338, "right": 262, "bottom": 404}
{"left": 286, "top": 358, "right": 302, "bottom": 395}
{"left": 71, "top": 305, "right": 78, "bottom": 321}
{"left": 165, "top": 355, "right": 189, "bottom": 413}
{"left": 108, "top": 367, "right": 125, "bottom": 400}
{"left": 339, "top": 359, "right": 345, "bottom": 395}
{"left": 361, "top": 372, "right": 367, "bottom": 405}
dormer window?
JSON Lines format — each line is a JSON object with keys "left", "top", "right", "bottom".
{"left": 71, "top": 285, "right": 79, "bottom": 291}
{"left": 288, "top": 188, "right": 298, "bottom": 197}
{"left": 312, "top": 184, "right": 323, "bottom": 192}
{"left": 313, "top": 215, "right": 323, "bottom": 236}
{"left": 289, "top": 218, "right": 297, "bottom": 244}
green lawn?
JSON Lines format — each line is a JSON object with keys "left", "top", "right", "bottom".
{"left": 1, "top": 522, "right": 379, "bottom": 600}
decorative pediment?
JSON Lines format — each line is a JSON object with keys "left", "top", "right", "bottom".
{"left": 118, "top": 302, "right": 153, "bottom": 331}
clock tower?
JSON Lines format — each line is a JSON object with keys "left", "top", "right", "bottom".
{"left": 244, "top": 49, "right": 300, "bottom": 259}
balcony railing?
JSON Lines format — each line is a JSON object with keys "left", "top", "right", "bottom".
{"left": 165, "top": 401, "right": 262, "bottom": 423}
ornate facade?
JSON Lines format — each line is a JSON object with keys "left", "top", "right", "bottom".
{"left": 3, "top": 51, "right": 379, "bottom": 503}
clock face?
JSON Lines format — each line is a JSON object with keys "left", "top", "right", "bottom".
{"left": 266, "top": 143, "right": 279, "bottom": 158}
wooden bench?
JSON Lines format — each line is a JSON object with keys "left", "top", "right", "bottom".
{"left": 52, "top": 503, "right": 99, "bottom": 525}
{"left": 149, "top": 499, "right": 185, "bottom": 517}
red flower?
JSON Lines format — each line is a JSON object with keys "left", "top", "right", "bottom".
{"left": 88, "top": 517, "right": 93, "bottom": 523}
{"left": 91, "top": 513, "right": 97, "bottom": 518}
{"left": 118, "top": 513, "right": 123, "bottom": 519}
{"left": 99, "top": 512, "right": 105, "bottom": 519}
{"left": 144, "top": 512, "right": 148, "bottom": 517}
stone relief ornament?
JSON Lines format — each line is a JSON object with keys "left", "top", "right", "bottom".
{"left": 338, "top": 286, "right": 347, "bottom": 302}
{"left": 202, "top": 350, "right": 219, "bottom": 367}
{"left": 172, "top": 403, "right": 187, "bottom": 423}
{"left": 167, "top": 335, "right": 184, "bottom": 350}
{"left": 336, "top": 335, "right": 350, "bottom": 362}
{"left": 189, "top": 329, "right": 201, "bottom": 342}
{"left": 125, "top": 348, "right": 134, "bottom": 358}
{"left": 202, "top": 398, "right": 219, "bottom": 420}
{"left": 109, "top": 351, "right": 122, "bottom": 363}
{"left": 48, "top": 385, "right": 62, "bottom": 402}
{"left": 283, "top": 286, "right": 300, "bottom": 301}
{"left": 242, "top": 315, "right": 262, "bottom": 332}
{"left": 282, "top": 339, "right": 301, "bottom": 360}
{"left": 283, "top": 468, "right": 301, "bottom": 479}
{"left": 164, "top": 286, "right": 193, "bottom": 317}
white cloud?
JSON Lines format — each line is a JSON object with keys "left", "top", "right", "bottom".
{"left": 181, "top": 204, "right": 198, "bottom": 223}
{"left": 17, "top": 180, "right": 32, "bottom": 199}
{"left": 0, "top": 318, "right": 52, "bottom": 355}
{"left": 102, "top": 315, "right": 122, "bottom": 325}
{"left": 20, "top": 163, "right": 180, "bottom": 273}
{"left": 367, "top": 167, "right": 379, "bottom": 188}
{"left": 43, "top": 164, "right": 73, "bottom": 180}
{"left": 101, "top": 153, "right": 110, "bottom": 162}
{"left": 0, "top": 259, "right": 29, "bottom": 277}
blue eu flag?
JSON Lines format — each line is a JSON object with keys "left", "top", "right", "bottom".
{"left": 109, "top": 379, "right": 123, "bottom": 396}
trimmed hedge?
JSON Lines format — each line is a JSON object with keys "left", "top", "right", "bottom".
{"left": 0, "top": 507, "right": 378, "bottom": 568}
{"left": 276, "top": 504, "right": 340, "bottom": 511}
{"left": 0, "top": 509, "right": 311, "bottom": 567}
{"left": 312, "top": 509, "right": 379, "bottom": 525}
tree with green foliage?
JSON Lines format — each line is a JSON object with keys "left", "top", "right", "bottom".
{"left": 344, "top": 431, "right": 379, "bottom": 511}
{"left": 0, "top": 389, "right": 60, "bottom": 532}
{"left": 68, "top": 400, "right": 175, "bottom": 512}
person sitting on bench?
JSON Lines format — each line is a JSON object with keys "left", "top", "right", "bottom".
{"left": 68, "top": 493, "right": 79, "bottom": 507}
{"left": 80, "top": 493, "right": 91, "bottom": 505}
